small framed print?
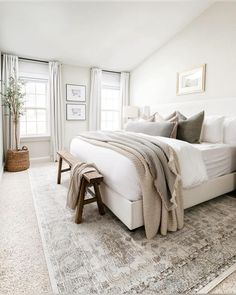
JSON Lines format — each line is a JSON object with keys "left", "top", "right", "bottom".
{"left": 66, "top": 104, "right": 86, "bottom": 121}
{"left": 66, "top": 84, "right": 86, "bottom": 102}
{"left": 177, "top": 64, "right": 206, "bottom": 95}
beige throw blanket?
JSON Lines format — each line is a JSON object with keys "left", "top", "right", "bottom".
{"left": 67, "top": 162, "right": 97, "bottom": 210}
{"left": 74, "top": 131, "right": 184, "bottom": 239}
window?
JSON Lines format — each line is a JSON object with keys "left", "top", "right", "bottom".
{"left": 19, "top": 60, "right": 49, "bottom": 137}
{"left": 20, "top": 79, "right": 49, "bottom": 137}
{"left": 101, "top": 71, "right": 121, "bottom": 131}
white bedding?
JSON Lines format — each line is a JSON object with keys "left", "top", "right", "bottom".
{"left": 70, "top": 137, "right": 141, "bottom": 201}
{"left": 193, "top": 143, "right": 236, "bottom": 180}
{"left": 70, "top": 133, "right": 209, "bottom": 201}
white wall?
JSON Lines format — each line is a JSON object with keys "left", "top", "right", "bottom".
{"left": 130, "top": 2, "right": 236, "bottom": 109}
{"left": 62, "top": 64, "right": 90, "bottom": 149}
{"left": 22, "top": 63, "right": 90, "bottom": 159}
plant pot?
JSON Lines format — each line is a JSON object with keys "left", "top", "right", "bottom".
{"left": 5, "top": 147, "right": 30, "bottom": 172}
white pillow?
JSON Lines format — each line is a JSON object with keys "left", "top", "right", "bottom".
{"left": 201, "top": 116, "right": 224, "bottom": 143}
{"left": 223, "top": 117, "right": 236, "bottom": 144}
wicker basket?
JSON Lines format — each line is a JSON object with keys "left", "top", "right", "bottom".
{"left": 6, "top": 146, "right": 30, "bottom": 172}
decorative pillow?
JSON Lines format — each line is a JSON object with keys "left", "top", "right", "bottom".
{"left": 223, "top": 117, "right": 236, "bottom": 144}
{"left": 146, "top": 112, "right": 160, "bottom": 122}
{"left": 165, "top": 111, "right": 187, "bottom": 122}
{"left": 177, "top": 111, "right": 205, "bottom": 143}
{"left": 125, "top": 121, "right": 176, "bottom": 138}
{"left": 201, "top": 116, "right": 224, "bottom": 143}
{"left": 153, "top": 111, "right": 187, "bottom": 138}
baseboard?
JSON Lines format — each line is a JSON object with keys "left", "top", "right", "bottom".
{"left": 30, "top": 156, "right": 51, "bottom": 162}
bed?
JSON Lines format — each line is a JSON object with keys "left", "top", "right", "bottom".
{"left": 70, "top": 136, "right": 236, "bottom": 230}
{"left": 69, "top": 98, "right": 236, "bottom": 233}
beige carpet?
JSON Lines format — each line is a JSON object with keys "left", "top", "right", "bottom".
{"left": 0, "top": 169, "right": 51, "bottom": 294}
{"left": 0, "top": 162, "right": 236, "bottom": 293}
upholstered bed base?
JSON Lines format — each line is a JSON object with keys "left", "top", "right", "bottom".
{"left": 100, "top": 172, "right": 236, "bottom": 230}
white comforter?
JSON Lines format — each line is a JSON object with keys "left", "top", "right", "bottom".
{"left": 70, "top": 133, "right": 208, "bottom": 201}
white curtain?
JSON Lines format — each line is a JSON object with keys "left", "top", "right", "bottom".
{"left": 2, "top": 54, "right": 19, "bottom": 155}
{"left": 120, "top": 72, "right": 130, "bottom": 127}
{"left": 49, "top": 61, "right": 64, "bottom": 161}
{"left": 89, "top": 68, "right": 102, "bottom": 131}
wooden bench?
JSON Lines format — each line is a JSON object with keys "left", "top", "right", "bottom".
{"left": 57, "top": 150, "right": 105, "bottom": 223}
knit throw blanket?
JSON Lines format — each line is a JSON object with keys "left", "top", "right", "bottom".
{"left": 67, "top": 162, "right": 97, "bottom": 210}
{"left": 75, "top": 131, "right": 184, "bottom": 239}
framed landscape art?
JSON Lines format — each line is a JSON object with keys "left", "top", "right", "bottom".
{"left": 177, "top": 64, "right": 206, "bottom": 95}
{"left": 66, "top": 104, "right": 86, "bottom": 121}
{"left": 66, "top": 84, "right": 86, "bottom": 102}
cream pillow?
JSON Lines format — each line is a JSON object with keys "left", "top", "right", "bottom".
{"left": 223, "top": 117, "right": 236, "bottom": 144}
{"left": 201, "top": 116, "right": 225, "bottom": 143}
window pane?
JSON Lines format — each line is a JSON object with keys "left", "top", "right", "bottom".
{"left": 101, "top": 72, "right": 121, "bottom": 131}
{"left": 101, "top": 111, "right": 120, "bottom": 131}
{"left": 25, "top": 94, "right": 36, "bottom": 107}
{"left": 25, "top": 82, "right": 35, "bottom": 94}
{"left": 37, "top": 109, "right": 46, "bottom": 122}
{"left": 20, "top": 112, "right": 26, "bottom": 122}
{"left": 26, "top": 109, "right": 36, "bottom": 121}
{"left": 36, "top": 83, "right": 46, "bottom": 94}
{"left": 101, "top": 88, "right": 120, "bottom": 110}
{"left": 20, "top": 79, "right": 49, "bottom": 136}
{"left": 36, "top": 94, "right": 46, "bottom": 108}
{"left": 111, "top": 112, "right": 120, "bottom": 130}
{"left": 27, "top": 121, "right": 37, "bottom": 135}
{"left": 37, "top": 122, "right": 46, "bottom": 134}
{"left": 20, "top": 122, "right": 27, "bottom": 136}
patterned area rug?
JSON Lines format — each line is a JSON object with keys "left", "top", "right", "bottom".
{"left": 29, "top": 162, "right": 236, "bottom": 294}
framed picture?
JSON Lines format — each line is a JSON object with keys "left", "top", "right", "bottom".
{"left": 66, "top": 104, "right": 86, "bottom": 121}
{"left": 177, "top": 64, "right": 206, "bottom": 95}
{"left": 66, "top": 84, "right": 86, "bottom": 102}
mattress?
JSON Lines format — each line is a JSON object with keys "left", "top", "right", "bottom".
{"left": 70, "top": 137, "right": 141, "bottom": 201}
{"left": 193, "top": 143, "right": 236, "bottom": 180}
{"left": 70, "top": 137, "right": 236, "bottom": 202}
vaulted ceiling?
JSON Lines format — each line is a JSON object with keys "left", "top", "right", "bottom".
{"left": 0, "top": 1, "right": 213, "bottom": 71}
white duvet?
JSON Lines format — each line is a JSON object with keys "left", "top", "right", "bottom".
{"left": 70, "top": 133, "right": 208, "bottom": 201}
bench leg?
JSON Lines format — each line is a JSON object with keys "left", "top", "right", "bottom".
{"left": 75, "top": 178, "right": 87, "bottom": 224}
{"left": 57, "top": 156, "right": 63, "bottom": 184}
{"left": 94, "top": 183, "right": 105, "bottom": 215}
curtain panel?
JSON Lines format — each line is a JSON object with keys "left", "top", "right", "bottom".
{"left": 2, "top": 54, "right": 19, "bottom": 157}
{"left": 49, "top": 61, "right": 64, "bottom": 161}
{"left": 89, "top": 68, "right": 102, "bottom": 131}
{"left": 120, "top": 72, "right": 130, "bottom": 127}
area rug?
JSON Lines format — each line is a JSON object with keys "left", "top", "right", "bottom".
{"left": 29, "top": 162, "right": 236, "bottom": 294}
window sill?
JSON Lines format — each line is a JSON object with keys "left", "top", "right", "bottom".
{"left": 20, "top": 135, "right": 51, "bottom": 142}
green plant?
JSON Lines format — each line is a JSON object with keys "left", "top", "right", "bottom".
{"left": 1, "top": 76, "right": 25, "bottom": 150}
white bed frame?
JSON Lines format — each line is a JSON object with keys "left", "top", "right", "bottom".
{"left": 100, "top": 97, "right": 236, "bottom": 230}
{"left": 100, "top": 172, "right": 236, "bottom": 230}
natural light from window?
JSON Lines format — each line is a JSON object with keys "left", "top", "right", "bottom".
{"left": 101, "top": 71, "right": 121, "bottom": 131}
{"left": 20, "top": 79, "right": 49, "bottom": 137}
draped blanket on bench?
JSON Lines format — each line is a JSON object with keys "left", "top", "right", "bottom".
{"left": 77, "top": 131, "right": 184, "bottom": 239}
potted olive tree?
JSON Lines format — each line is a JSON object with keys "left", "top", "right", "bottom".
{"left": 2, "top": 76, "right": 29, "bottom": 172}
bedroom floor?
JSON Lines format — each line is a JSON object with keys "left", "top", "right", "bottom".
{"left": 0, "top": 162, "right": 236, "bottom": 294}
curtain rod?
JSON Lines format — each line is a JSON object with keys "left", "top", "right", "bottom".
{"left": 19, "top": 57, "right": 49, "bottom": 64}
{"left": 102, "top": 69, "right": 121, "bottom": 74}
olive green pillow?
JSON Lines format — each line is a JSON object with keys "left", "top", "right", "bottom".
{"left": 177, "top": 111, "right": 205, "bottom": 143}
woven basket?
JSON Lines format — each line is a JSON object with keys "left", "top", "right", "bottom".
{"left": 6, "top": 146, "right": 30, "bottom": 172}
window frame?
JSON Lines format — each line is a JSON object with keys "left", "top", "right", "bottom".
{"left": 19, "top": 77, "right": 50, "bottom": 139}
{"left": 100, "top": 71, "right": 121, "bottom": 131}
